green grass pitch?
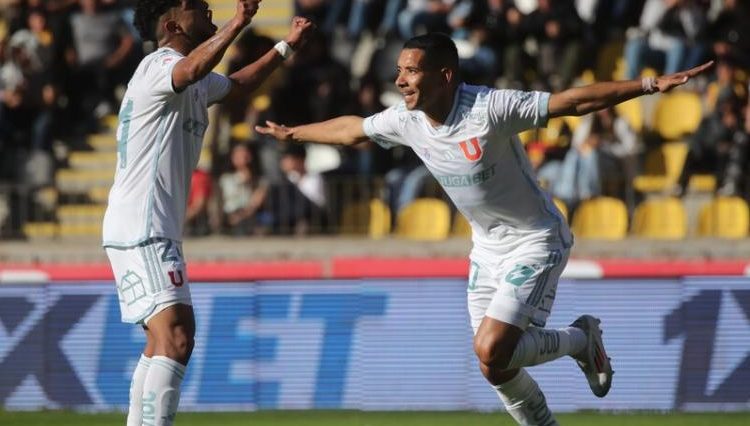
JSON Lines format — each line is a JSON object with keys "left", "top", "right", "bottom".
{"left": 1, "top": 410, "right": 748, "bottom": 425}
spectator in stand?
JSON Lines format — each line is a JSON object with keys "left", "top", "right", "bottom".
{"left": 1, "top": 0, "right": 25, "bottom": 35}
{"left": 67, "top": 0, "right": 135, "bottom": 125}
{"left": 222, "top": 29, "right": 277, "bottom": 126}
{"left": 186, "top": 160, "right": 213, "bottom": 236}
{"left": 538, "top": 107, "right": 639, "bottom": 213}
{"left": 523, "top": 0, "right": 585, "bottom": 91}
{"left": 704, "top": 56, "right": 744, "bottom": 113}
{"left": 334, "top": 74, "right": 389, "bottom": 176}
{"left": 0, "top": 29, "right": 57, "bottom": 183}
{"left": 346, "top": 0, "right": 406, "bottom": 40}
{"left": 268, "top": 143, "right": 328, "bottom": 235}
{"left": 471, "top": 0, "right": 527, "bottom": 88}
{"left": 706, "top": 0, "right": 750, "bottom": 69}
{"left": 673, "top": 92, "right": 749, "bottom": 197}
{"left": 624, "top": 0, "right": 707, "bottom": 80}
{"left": 259, "top": 32, "right": 353, "bottom": 181}
{"left": 397, "top": 0, "right": 456, "bottom": 39}
{"left": 219, "top": 143, "right": 270, "bottom": 236}
{"left": 294, "top": 0, "right": 350, "bottom": 36}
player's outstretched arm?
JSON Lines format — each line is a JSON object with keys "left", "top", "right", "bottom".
{"left": 172, "top": 0, "right": 259, "bottom": 91}
{"left": 223, "top": 16, "right": 314, "bottom": 101}
{"left": 548, "top": 61, "right": 713, "bottom": 118}
{"left": 255, "top": 116, "right": 370, "bottom": 146}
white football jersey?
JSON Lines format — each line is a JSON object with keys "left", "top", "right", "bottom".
{"left": 102, "top": 47, "right": 231, "bottom": 247}
{"left": 363, "top": 83, "right": 572, "bottom": 264}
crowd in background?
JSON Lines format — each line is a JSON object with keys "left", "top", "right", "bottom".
{"left": 1, "top": 0, "right": 749, "bottom": 237}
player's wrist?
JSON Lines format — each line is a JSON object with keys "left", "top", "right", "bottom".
{"left": 641, "top": 77, "right": 658, "bottom": 95}
{"left": 229, "top": 14, "right": 247, "bottom": 27}
{"left": 274, "top": 40, "right": 294, "bottom": 60}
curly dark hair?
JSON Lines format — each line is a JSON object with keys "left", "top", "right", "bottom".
{"left": 133, "top": 0, "right": 182, "bottom": 42}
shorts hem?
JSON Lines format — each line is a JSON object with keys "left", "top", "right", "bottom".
{"left": 485, "top": 295, "right": 537, "bottom": 329}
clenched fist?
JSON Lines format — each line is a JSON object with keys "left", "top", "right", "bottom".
{"left": 233, "top": 0, "right": 261, "bottom": 28}
{"left": 284, "top": 16, "right": 315, "bottom": 51}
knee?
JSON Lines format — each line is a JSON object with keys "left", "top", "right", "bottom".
{"left": 473, "top": 332, "right": 513, "bottom": 369}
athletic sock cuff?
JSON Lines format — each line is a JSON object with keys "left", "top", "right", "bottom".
{"left": 151, "top": 356, "right": 186, "bottom": 379}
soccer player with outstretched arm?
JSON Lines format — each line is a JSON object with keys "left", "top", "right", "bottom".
{"left": 256, "top": 33, "right": 712, "bottom": 425}
{"left": 101, "top": 1, "right": 313, "bottom": 425}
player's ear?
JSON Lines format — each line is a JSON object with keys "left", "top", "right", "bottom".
{"left": 164, "top": 19, "right": 181, "bottom": 36}
{"left": 441, "top": 67, "right": 454, "bottom": 85}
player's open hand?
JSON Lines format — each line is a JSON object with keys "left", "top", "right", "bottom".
{"left": 255, "top": 120, "right": 293, "bottom": 141}
{"left": 234, "top": 0, "right": 261, "bottom": 28}
{"left": 284, "top": 17, "right": 315, "bottom": 51}
{"left": 655, "top": 61, "right": 714, "bottom": 93}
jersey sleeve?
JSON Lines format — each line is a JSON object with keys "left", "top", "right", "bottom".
{"left": 487, "top": 89, "right": 550, "bottom": 135}
{"left": 362, "top": 104, "right": 407, "bottom": 149}
{"left": 204, "top": 72, "right": 232, "bottom": 105}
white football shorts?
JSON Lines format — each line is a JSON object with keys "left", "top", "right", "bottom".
{"left": 105, "top": 238, "right": 192, "bottom": 325}
{"left": 467, "top": 244, "right": 569, "bottom": 333}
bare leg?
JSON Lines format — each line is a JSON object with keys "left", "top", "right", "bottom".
{"left": 139, "top": 304, "right": 195, "bottom": 426}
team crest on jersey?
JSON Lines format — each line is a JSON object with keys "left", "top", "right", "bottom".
{"left": 458, "top": 137, "right": 483, "bottom": 161}
{"left": 422, "top": 148, "right": 431, "bottom": 160}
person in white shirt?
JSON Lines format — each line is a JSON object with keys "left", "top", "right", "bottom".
{"left": 256, "top": 33, "right": 711, "bottom": 425}
{"left": 102, "top": 1, "right": 313, "bottom": 425}
{"left": 276, "top": 143, "right": 328, "bottom": 234}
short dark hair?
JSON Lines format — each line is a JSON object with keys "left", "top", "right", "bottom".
{"left": 134, "top": 0, "right": 181, "bottom": 42}
{"left": 402, "top": 33, "right": 459, "bottom": 72}
{"left": 282, "top": 143, "right": 307, "bottom": 160}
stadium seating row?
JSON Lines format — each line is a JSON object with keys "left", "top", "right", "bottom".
{"left": 339, "top": 196, "right": 749, "bottom": 241}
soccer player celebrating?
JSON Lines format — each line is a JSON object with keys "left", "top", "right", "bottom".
{"left": 256, "top": 33, "right": 712, "bottom": 425}
{"left": 101, "top": 1, "right": 313, "bottom": 425}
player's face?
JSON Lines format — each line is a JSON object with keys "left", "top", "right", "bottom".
{"left": 179, "top": 0, "right": 217, "bottom": 44}
{"left": 395, "top": 48, "right": 446, "bottom": 111}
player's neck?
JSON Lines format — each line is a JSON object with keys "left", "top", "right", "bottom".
{"left": 160, "top": 37, "right": 192, "bottom": 56}
{"left": 423, "top": 88, "right": 458, "bottom": 128}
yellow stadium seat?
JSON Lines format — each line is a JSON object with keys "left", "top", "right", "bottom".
{"left": 633, "top": 142, "right": 688, "bottom": 192}
{"left": 653, "top": 91, "right": 703, "bottom": 140}
{"left": 553, "top": 197, "right": 568, "bottom": 223}
{"left": 451, "top": 212, "right": 471, "bottom": 237}
{"left": 230, "top": 123, "right": 253, "bottom": 140}
{"left": 632, "top": 197, "right": 687, "bottom": 239}
{"left": 396, "top": 198, "right": 450, "bottom": 241}
{"left": 518, "top": 117, "right": 572, "bottom": 148}
{"left": 571, "top": 197, "right": 628, "bottom": 240}
{"left": 339, "top": 199, "right": 391, "bottom": 239}
{"left": 698, "top": 196, "right": 749, "bottom": 238}
{"left": 688, "top": 174, "right": 716, "bottom": 192}
{"left": 22, "top": 222, "right": 58, "bottom": 239}
{"left": 615, "top": 98, "right": 643, "bottom": 132}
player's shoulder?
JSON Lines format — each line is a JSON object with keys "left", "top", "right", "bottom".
{"left": 457, "top": 83, "right": 492, "bottom": 107}
{"left": 379, "top": 100, "right": 413, "bottom": 122}
{"left": 138, "top": 47, "right": 182, "bottom": 73}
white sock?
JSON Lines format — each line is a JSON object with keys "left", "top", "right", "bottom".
{"left": 141, "top": 356, "right": 186, "bottom": 426}
{"left": 127, "top": 354, "right": 151, "bottom": 426}
{"left": 494, "top": 369, "right": 558, "bottom": 426}
{"left": 507, "top": 326, "right": 586, "bottom": 369}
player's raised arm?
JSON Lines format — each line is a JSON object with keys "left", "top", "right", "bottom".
{"left": 223, "top": 16, "right": 314, "bottom": 101}
{"left": 255, "top": 116, "right": 370, "bottom": 146}
{"left": 548, "top": 61, "right": 714, "bottom": 118}
{"left": 171, "top": 0, "right": 259, "bottom": 91}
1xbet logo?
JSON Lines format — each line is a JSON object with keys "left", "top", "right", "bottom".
{"left": 0, "top": 291, "right": 387, "bottom": 408}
